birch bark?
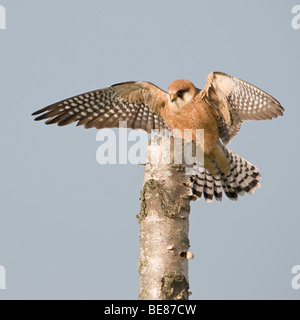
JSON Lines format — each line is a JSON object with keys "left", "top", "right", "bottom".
{"left": 137, "top": 137, "right": 193, "bottom": 300}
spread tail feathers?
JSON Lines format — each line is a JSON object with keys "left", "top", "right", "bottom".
{"left": 190, "top": 147, "right": 261, "bottom": 202}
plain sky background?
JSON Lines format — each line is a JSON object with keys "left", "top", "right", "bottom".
{"left": 0, "top": 0, "right": 299, "bottom": 300}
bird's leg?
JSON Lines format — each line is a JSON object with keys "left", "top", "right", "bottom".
{"left": 197, "top": 141, "right": 219, "bottom": 176}
{"left": 204, "top": 154, "right": 219, "bottom": 176}
{"left": 211, "top": 144, "right": 230, "bottom": 175}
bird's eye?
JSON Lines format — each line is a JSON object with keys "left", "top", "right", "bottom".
{"left": 177, "top": 90, "right": 184, "bottom": 98}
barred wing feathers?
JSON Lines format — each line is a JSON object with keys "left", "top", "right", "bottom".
{"left": 32, "top": 81, "right": 170, "bottom": 133}
{"left": 201, "top": 72, "right": 284, "bottom": 144}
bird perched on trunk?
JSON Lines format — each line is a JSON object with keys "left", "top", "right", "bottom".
{"left": 32, "top": 72, "right": 284, "bottom": 202}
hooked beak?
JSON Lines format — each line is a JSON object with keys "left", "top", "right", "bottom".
{"left": 170, "top": 94, "right": 178, "bottom": 103}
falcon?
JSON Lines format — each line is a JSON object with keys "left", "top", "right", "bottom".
{"left": 32, "top": 72, "right": 284, "bottom": 202}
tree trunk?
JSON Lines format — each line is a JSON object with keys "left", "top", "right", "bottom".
{"left": 137, "top": 137, "right": 194, "bottom": 300}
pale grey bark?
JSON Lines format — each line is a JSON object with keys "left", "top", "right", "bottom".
{"left": 137, "top": 137, "right": 194, "bottom": 300}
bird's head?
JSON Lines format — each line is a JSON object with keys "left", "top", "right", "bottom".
{"left": 168, "top": 79, "right": 198, "bottom": 108}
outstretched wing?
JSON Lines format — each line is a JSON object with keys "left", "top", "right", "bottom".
{"left": 200, "top": 72, "right": 284, "bottom": 144}
{"left": 32, "top": 81, "right": 169, "bottom": 133}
